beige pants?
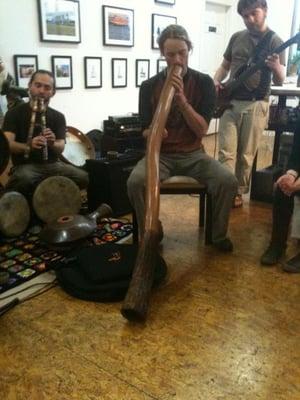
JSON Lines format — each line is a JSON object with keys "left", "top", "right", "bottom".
{"left": 218, "top": 99, "right": 269, "bottom": 195}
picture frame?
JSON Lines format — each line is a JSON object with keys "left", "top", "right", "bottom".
{"left": 152, "top": 13, "right": 177, "bottom": 49}
{"left": 136, "top": 59, "right": 150, "bottom": 87}
{"left": 84, "top": 57, "right": 102, "bottom": 88}
{"left": 13, "top": 55, "right": 38, "bottom": 86}
{"left": 155, "top": 0, "right": 175, "bottom": 4}
{"left": 112, "top": 58, "right": 127, "bottom": 88}
{"left": 51, "top": 55, "right": 73, "bottom": 89}
{"left": 157, "top": 59, "right": 168, "bottom": 73}
{"left": 37, "top": 0, "right": 81, "bottom": 43}
{"left": 102, "top": 5, "right": 134, "bottom": 47}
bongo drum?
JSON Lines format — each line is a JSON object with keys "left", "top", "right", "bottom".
{"left": 32, "top": 176, "right": 82, "bottom": 223}
{"left": 60, "top": 126, "right": 95, "bottom": 167}
{"left": 0, "top": 191, "right": 30, "bottom": 237}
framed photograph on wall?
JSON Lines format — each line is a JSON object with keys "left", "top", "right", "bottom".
{"left": 38, "top": 0, "right": 81, "bottom": 43}
{"left": 84, "top": 57, "right": 102, "bottom": 88}
{"left": 155, "top": 0, "right": 175, "bottom": 4}
{"left": 152, "top": 14, "right": 177, "bottom": 49}
{"left": 136, "top": 59, "right": 150, "bottom": 87}
{"left": 51, "top": 55, "right": 73, "bottom": 89}
{"left": 157, "top": 59, "right": 168, "bottom": 73}
{"left": 14, "top": 55, "right": 38, "bottom": 86}
{"left": 102, "top": 5, "right": 134, "bottom": 47}
{"left": 112, "top": 58, "right": 127, "bottom": 88}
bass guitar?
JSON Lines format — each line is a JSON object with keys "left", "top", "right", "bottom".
{"left": 214, "top": 32, "right": 300, "bottom": 118}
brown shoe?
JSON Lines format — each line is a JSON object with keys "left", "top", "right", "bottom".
{"left": 233, "top": 194, "right": 243, "bottom": 208}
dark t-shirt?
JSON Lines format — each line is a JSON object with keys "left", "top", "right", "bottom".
{"left": 224, "top": 29, "right": 285, "bottom": 100}
{"left": 3, "top": 101, "right": 66, "bottom": 165}
{"left": 139, "top": 68, "right": 216, "bottom": 153}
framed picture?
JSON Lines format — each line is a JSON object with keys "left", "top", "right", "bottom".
{"left": 51, "top": 55, "right": 73, "bottom": 89}
{"left": 102, "top": 5, "right": 134, "bottom": 47}
{"left": 37, "top": 0, "right": 81, "bottom": 43}
{"left": 157, "top": 59, "right": 168, "bottom": 73}
{"left": 13, "top": 55, "right": 38, "bottom": 87}
{"left": 155, "top": 0, "right": 175, "bottom": 4}
{"left": 112, "top": 58, "right": 127, "bottom": 88}
{"left": 136, "top": 59, "right": 150, "bottom": 87}
{"left": 84, "top": 57, "right": 102, "bottom": 88}
{"left": 152, "top": 14, "right": 177, "bottom": 49}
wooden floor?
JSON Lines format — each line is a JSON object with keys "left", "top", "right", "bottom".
{"left": 1, "top": 133, "right": 300, "bottom": 399}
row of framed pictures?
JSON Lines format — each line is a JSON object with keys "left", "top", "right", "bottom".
{"left": 37, "top": 0, "right": 177, "bottom": 48}
{"left": 13, "top": 54, "right": 168, "bottom": 90}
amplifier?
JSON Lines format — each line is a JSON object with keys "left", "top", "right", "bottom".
{"left": 103, "top": 114, "right": 142, "bottom": 137}
{"left": 100, "top": 134, "right": 145, "bottom": 156}
{"left": 86, "top": 154, "right": 142, "bottom": 216}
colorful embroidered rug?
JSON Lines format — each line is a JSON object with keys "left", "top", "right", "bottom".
{"left": 0, "top": 219, "right": 132, "bottom": 295}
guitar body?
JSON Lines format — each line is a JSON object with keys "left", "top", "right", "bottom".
{"left": 213, "top": 88, "right": 232, "bottom": 118}
{"left": 213, "top": 65, "right": 250, "bottom": 119}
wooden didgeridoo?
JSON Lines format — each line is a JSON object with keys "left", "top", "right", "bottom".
{"left": 121, "top": 64, "right": 182, "bottom": 322}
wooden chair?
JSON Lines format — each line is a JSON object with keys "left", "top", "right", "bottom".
{"left": 132, "top": 176, "right": 213, "bottom": 244}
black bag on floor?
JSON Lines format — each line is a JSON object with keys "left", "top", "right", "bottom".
{"left": 54, "top": 243, "right": 167, "bottom": 302}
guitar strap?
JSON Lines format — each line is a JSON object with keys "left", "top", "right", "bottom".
{"left": 250, "top": 30, "right": 275, "bottom": 63}
{"left": 235, "top": 29, "right": 275, "bottom": 100}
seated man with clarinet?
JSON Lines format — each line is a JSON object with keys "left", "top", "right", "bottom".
{"left": 2, "top": 69, "right": 88, "bottom": 199}
{"left": 127, "top": 25, "right": 238, "bottom": 252}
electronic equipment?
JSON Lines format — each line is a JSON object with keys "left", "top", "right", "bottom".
{"left": 103, "top": 113, "right": 142, "bottom": 137}
{"left": 86, "top": 153, "right": 143, "bottom": 216}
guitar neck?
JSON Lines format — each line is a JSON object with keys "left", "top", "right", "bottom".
{"left": 227, "top": 32, "right": 300, "bottom": 94}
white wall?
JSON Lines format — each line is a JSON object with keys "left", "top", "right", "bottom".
{"left": 0, "top": 0, "right": 295, "bottom": 133}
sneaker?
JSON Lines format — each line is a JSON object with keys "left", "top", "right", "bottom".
{"left": 282, "top": 253, "right": 300, "bottom": 273}
{"left": 213, "top": 238, "right": 233, "bottom": 252}
{"left": 260, "top": 244, "right": 285, "bottom": 266}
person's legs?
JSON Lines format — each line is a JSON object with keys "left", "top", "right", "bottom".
{"left": 5, "top": 164, "right": 45, "bottom": 198}
{"left": 176, "top": 150, "right": 238, "bottom": 248}
{"left": 218, "top": 107, "right": 239, "bottom": 175}
{"left": 282, "top": 195, "right": 300, "bottom": 272}
{"left": 127, "top": 156, "right": 172, "bottom": 237}
{"left": 48, "top": 161, "right": 89, "bottom": 189}
{"left": 235, "top": 100, "right": 269, "bottom": 195}
{"left": 261, "top": 187, "right": 294, "bottom": 265}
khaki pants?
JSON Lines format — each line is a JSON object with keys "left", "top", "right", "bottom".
{"left": 218, "top": 99, "right": 269, "bottom": 195}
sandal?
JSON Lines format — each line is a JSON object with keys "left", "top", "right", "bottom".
{"left": 233, "top": 194, "right": 243, "bottom": 208}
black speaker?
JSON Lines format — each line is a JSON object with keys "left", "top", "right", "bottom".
{"left": 86, "top": 155, "right": 142, "bottom": 216}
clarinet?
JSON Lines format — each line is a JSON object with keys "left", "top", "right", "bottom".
{"left": 39, "top": 98, "right": 48, "bottom": 161}
{"left": 25, "top": 98, "right": 38, "bottom": 159}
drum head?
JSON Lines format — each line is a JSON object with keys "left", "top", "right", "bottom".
{"left": 0, "top": 130, "right": 10, "bottom": 176}
{"left": 0, "top": 191, "right": 30, "bottom": 237}
{"left": 33, "top": 176, "right": 82, "bottom": 223}
{"left": 60, "top": 126, "right": 95, "bottom": 167}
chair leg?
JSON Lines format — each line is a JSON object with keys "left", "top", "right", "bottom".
{"left": 199, "top": 192, "right": 205, "bottom": 227}
{"left": 205, "top": 193, "right": 213, "bottom": 245}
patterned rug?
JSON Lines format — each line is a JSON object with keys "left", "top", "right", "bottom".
{"left": 0, "top": 219, "right": 132, "bottom": 295}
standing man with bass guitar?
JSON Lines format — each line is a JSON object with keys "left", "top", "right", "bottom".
{"left": 214, "top": 0, "right": 285, "bottom": 208}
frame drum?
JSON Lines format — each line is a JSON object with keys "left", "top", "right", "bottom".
{"left": 0, "top": 130, "right": 10, "bottom": 176}
{"left": 32, "top": 176, "right": 82, "bottom": 223}
{"left": 60, "top": 126, "right": 95, "bottom": 167}
{"left": 0, "top": 191, "right": 30, "bottom": 237}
